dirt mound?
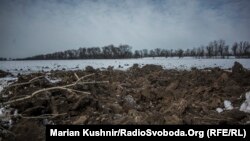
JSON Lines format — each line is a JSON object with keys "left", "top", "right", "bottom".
{"left": 1, "top": 64, "right": 250, "bottom": 140}
{"left": 0, "top": 70, "right": 11, "bottom": 78}
{"left": 141, "top": 64, "right": 163, "bottom": 72}
{"left": 232, "top": 61, "right": 245, "bottom": 74}
{"left": 85, "top": 66, "right": 96, "bottom": 73}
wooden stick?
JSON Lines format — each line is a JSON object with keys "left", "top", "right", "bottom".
{"left": 2, "top": 73, "right": 106, "bottom": 105}
{"left": 75, "top": 73, "right": 95, "bottom": 84}
{"left": 74, "top": 73, "right": 80, "bottom": 80}
{"left": 193, "top": 116, "right": 233, "bottom": 121}
{"left": 66, "top": 89, "right": 91, "bottom": 95}
{"left": 78, "top": 81, "right": 109, "bottom": 85}
{"left": 9, "top": 76, "right": 44, "bottom": 87}
{"left": 19, "top": 113, "right": 67, "bottom": 119}
{"left": 3, "top": 87, "right": 89, "bottom": 105}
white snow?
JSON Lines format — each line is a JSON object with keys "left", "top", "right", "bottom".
{"left": 0, "top": 85, "right": 3, "bottom": 93}
{"left": 0, "top": 57, "right": 250, "bottom": 75}
{"left": 245, "top": 91, "right": 250, "bottom": 100}
{"left": 0, "top": 107, "right": 17, "bottom": 127}
{"left": 14, "top": 109, "right": 18, "bottom": 117}
{"left": 0, "top": 107, "right": 5, "bottom": 117}
{"left": 43, "top": 119, "right": 54, "bottom": 125}
{"left": 216, "top": 108, "right": 224, "bottom": 113}
{"left": 224, "top": 100, "right": 233, "bottom": 110}
{"left": 9, "top": 119, "right": 13, "bottom": 126}
{"left": 240, "top": 91, "right": 250, "bottom": 113}
{"left": 216, "top": 100, "right": 233, "bottom": 113}
{"left": 0, "top": 76, "right": 17, "bottom": 93}
{"left": 45, "top": 75, "right": 61, "bottom": 84}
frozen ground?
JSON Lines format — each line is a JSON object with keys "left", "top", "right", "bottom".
{"left": 0, "top": 57, "right": 250, "bottom": 75}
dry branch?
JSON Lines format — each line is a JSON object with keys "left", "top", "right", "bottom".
{"left": 74, "top": 73, "right": 80, "bottom": 80}
{"left": 65, "top": 89, "right": 91, "bottom": 95}
{"left": 9, "top": 76, "right": 44, "bottom": 87}
{"left": 75, "top": 73, "right": 95, "bottom": 84}
{"left": 3, "top": 86, "right": 90, "bottom": 105}
{"left": 2, "top": 73, "right": 108, "bottom": 105}
{"left": 19, "top": 113, "right": 67, "bottom": 119}
{"left": 193, "top": 116, "right": 234, "bottom": 121}
{"left": 78, "top": 81, "right": 109, "bottom": 85}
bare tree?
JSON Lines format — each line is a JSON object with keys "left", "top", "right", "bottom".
{"left": 232, "top": 42, "right": 238, "bottom": 57}
{"left": 218, "top": 40, "right": 225, "bottom": 58}
{"left": 223, "top": 45, "right": 229, "bottom": 58}
{"left": 206, "top": 43, "right": 213, "bottom": 58}
{"left": 177, "top": 49, "right": 184, "bottom": 58}
{"left": 142, "top": 49, "right": 148, "bottom": 57}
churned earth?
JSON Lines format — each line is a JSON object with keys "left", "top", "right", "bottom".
{"left": 0, "top": 62, "right": 250, "bottom": 141}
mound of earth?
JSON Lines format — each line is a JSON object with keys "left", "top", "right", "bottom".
{"left": 1, "top": 62, "right": 250, "bottom": 141}
{"left": 0, "top": 70, "right": 11, "bottom": 78}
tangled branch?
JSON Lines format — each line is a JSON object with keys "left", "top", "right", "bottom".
{"left": 9, "top": 76, "right": 44, "bottom": 87}
{"left": 2, "top": 73, "right": 108, "bottom": 105}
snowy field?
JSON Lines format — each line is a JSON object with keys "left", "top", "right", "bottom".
{"left": 0, "top": 57, "right": 249, "bottom": 75}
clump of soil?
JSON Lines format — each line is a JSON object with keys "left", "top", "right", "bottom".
{"left": 232, "top": 61, "right": 245, "bottom": 74}
{"left": 0, "top": 70, "right": 11, "bottom": 78}
{"left": 1, "top": 62, "right": 250, "bottom": 141}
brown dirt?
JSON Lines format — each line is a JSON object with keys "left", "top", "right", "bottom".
{"left": 1, "top": 62, "right": 250, "bottom": 140}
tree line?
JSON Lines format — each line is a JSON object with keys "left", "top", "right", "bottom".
{"left": 0, "top": 57, "right": 7, "bottom": 61}
{"left": 16, "top": 40, "right": 250, "bottom": 60}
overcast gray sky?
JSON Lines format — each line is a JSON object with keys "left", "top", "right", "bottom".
{"left": 0, "top": 0, "right": 250, "bottom": 58}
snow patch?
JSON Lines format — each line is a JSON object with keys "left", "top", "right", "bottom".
{"left": 43, "top": 119, "right": 54, "bottom": 125}
{"left": 0, "top": 76, "right": 17, "bottom": 93}
{"left": 0, "top": 107, "right": 5, "bottom": 117}
{"left": 0, "top": 107, "right": 17, "bottom": 127}
{"left": 224, "top": 100, "right": 233, "bottom": 110}
{"left": 14, "top": 109, "right": 18, "bottom": 117}
{"left": 216, "top": 108, "right": 223, "bottom": 113}
{"left": 217, "top": 100, "right": 233, "bottom": 113}
{"left": 45, "top": 75, "right": 61, "bottom": 84}
{"left": 240, "top": 91, "right": 250, "bottom": 113}
{"left": 0, "top": 86, "right": 3, "bottom": 93}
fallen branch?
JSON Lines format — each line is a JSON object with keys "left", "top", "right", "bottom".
{"left": 74, "top": 73, "right": 80, "bottom": 80}
{"left": 19, "top": 113, "right": 67, "bottom": 119}
{"left": 2, "top": 73, "right": 108, "bottom": 105}
{"left": 78, "top": 81, "right": 109, "bottom": 85}
{"left": 3, "top": 87, "right": 90, "bottom": 105}
{"left": 9, "top": 76, "right": 44, "bottom": 87}
{"left": 75, "top": 73, "right": 95, "bottom": 84}
{"left": 65, "top": 89, "right": 91, "bottom": 95}
{"left": 193, "top": 116, "right": 234, "bottom": 121}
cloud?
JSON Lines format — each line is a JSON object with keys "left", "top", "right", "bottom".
{"left": 0, "top": 0, "right": 250, "bottom": 58}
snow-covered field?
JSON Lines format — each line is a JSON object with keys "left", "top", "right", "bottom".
{"left": 0, "top": 57, "right": 250, "bottom": 75}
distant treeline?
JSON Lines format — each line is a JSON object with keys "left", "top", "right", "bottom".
{"left": 0, "top": 57, "right": 7, "bottom": 61}
{"left": 18, "top": 40, "right": 250, "bottom": 60}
